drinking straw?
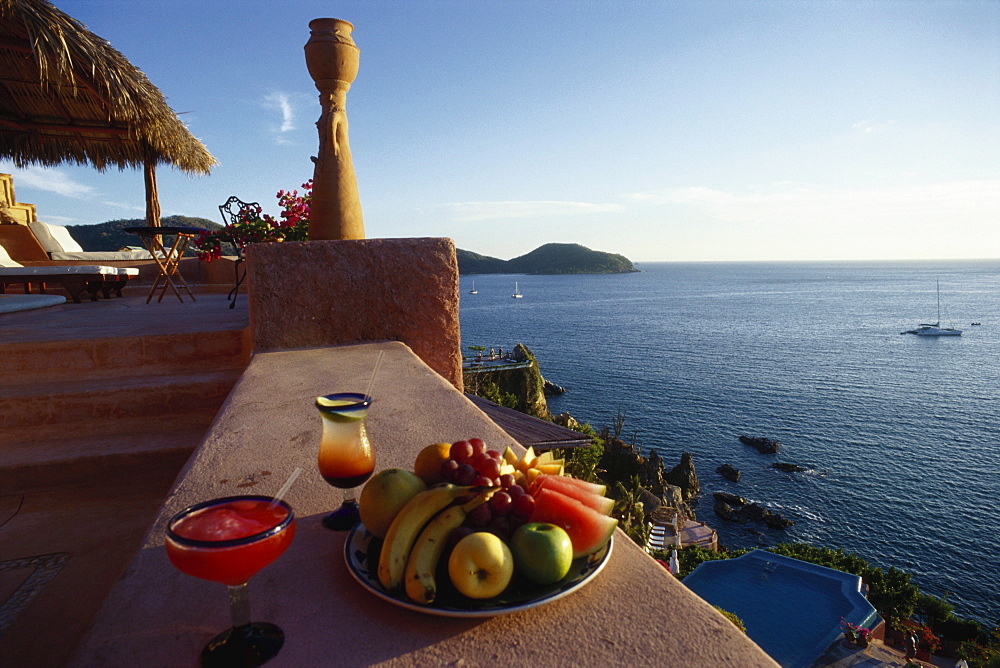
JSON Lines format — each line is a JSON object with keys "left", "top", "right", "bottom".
{"left": 268, "top": 467, "right": 303, "bottom": 509}
{"left": 365, "top": 350, "right": 385, "bottom": 401}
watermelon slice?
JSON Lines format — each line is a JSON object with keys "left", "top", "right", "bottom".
{"left": 531, "top": 474, "right": 607, "bottom": 497}
{"left": 532, "top": 475, "right": 614, "bottom": 516}
{"left": 531, "top": 488, "right": 618, "bottom": 558}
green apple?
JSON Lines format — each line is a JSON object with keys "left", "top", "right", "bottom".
{"left": 358, "top": 468, "right": 426, "bottom": 538}
{"left": 447, "top": 531, "right": 514, "bottom": 599}
{"left": 510, "top": 522, "right": 573, "bottom": 585}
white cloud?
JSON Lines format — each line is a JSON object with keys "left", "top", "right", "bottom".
{"left": 440, "top": 200, "right": 623, "bottom": 223}
{"left": 0, "top": 163, "right": 94, "bottom": 199}
{"left": 102, "top": 200, "right": 146, "bottom": 212}
{"left": 624, "top": 180, "right": 1000, "bottom": 228}
{"left": 851, "top": 119, "right": 895, "bottom": 135}
{"left": 262, "top": 92, "right": 302, "bottom": 143}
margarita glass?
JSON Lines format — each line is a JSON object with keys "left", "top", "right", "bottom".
{"left": 315, "top": 392, "right": 375, "bottom": 530}
{"left": 166, "top": 495, "right": 296, "bottom": 667}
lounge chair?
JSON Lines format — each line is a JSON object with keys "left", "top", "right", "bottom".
{"left": 29, "top": 220, "right": 156, "bottom": 261}
{"left": 0, "top": 243, "right": 138, "bottom": 303}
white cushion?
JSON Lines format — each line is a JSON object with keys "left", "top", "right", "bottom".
{"left": 0, "top": 243, "right": 23, "bottom": 268}
{"left": 0, "top": 265, "right": 120, "bottom": 276}
{"left": 117, "top": 268, "right": 140, "bottom": 276}
{"left": 49, "top": 250, "right": 154, "bottom": 261}
{"left": 29, "top": 221, "right": 84, "bottom": 253}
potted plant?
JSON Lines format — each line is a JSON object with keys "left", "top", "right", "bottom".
{"left": 841, "top": 618, "right": 858, "bottom": 643}
{"left": 856, "top": 627, "right": 874, "bottom": 648}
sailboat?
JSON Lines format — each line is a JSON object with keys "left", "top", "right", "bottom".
{"left": 469, "top": 280, "right": 477, "bottom": 294}
{"left": 512, "top": 281, "right": 523, "bottom": 299}
{"left": 906, "top": 281, "right": 962, "bottom": 336}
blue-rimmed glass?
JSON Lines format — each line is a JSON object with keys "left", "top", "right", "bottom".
{"left": 165, "top": 495, "right": 296, "bottom": 667}
{"left": 315, "top": 393, "right": 375, "bottom": 530}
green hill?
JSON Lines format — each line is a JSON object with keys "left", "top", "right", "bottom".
{"left": 67, "top": 220, "right": 635, "bottom": 275}
{"left": 457, "top": 243, "right": 637, "bottom": 275}
{"left": 67, "top": 215, "right": 220, "bottom": 251}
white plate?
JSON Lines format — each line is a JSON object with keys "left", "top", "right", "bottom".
{"left": 343, "top": 523, "right": 613, "bottom": 618}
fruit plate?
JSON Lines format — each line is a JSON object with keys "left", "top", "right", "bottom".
{"left": 343, "top": 523, "right": 613, "bottom": 618}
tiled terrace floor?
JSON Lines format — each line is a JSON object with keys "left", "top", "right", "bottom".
{"left": 0, "top": 292, "right": 248, "bottom": 667}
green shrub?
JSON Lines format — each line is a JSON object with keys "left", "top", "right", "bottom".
{"left": 714, "top": 606, "right": 747, "bottom": 633}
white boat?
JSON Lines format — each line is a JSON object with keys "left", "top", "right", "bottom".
{"left": 512, "top": 281, "right": 523, "bottom": 299}
{"left": 469, "top": 280, "right": 477, "bottom": 294}
{"left": 905, "top": 281, "right": 962, "bottom": 336}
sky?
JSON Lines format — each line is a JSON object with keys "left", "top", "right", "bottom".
{"left": 2, "top": 0, "right": 998, "bottom": 262}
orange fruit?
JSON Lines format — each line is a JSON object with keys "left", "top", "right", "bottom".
{"left": 414, "top": 442, "right": 452, "bottom": 484}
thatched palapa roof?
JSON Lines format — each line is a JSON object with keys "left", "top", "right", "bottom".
{"left": 0, "top": 0, "right": 216, "bottom": 224}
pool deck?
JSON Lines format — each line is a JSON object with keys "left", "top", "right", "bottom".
{"left": 812, "top": 637, "right": 951, "bottom": 667}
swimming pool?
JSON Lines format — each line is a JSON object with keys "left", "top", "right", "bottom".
{"left": 682, "top": 550, "right": 879, "bottom": 667}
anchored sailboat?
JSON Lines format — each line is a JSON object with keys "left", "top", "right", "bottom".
{"left": 469, "top": 280, "right": 477, "bottom": 294}
{"left": 512, "top": 281, "right": 523, "bottom": 299}
{"left": 904, "top": 281, "right": 961, "bottom": 336}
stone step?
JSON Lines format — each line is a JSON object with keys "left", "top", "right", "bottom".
{"left": 0, "top": 427, "right": 204, "bottom": 495}
{"left": 0, "top": 328, "right": 250, "bottom": 384}
{"left": 0, "top": 370, "right": 240, "bottom": 444}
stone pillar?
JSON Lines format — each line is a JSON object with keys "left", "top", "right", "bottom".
{"left": 304, "top": 18, "right": 364, "bottom": 240}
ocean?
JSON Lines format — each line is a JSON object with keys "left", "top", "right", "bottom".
{"left": 458, "top": 260, "right": 999, "bottom": 626}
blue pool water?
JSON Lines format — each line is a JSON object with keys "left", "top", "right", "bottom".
{"left": 683, "top": 550, "right": 879, "bottom": 667}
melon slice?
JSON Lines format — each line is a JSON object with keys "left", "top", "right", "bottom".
{"left": 535, "top": 451, "right": 556, "bottom": 465}
{"left": 532, "top": 475, "right": 614, "bottom": 516}
{"left": 531, "top": 488, "right": 618, "bottom": 558}
{"left": 502, "top": 446, "right": 519, "bottom": 467}
{"left": 535, "top": 461, "right": 565, "bottom": 476}
{"left": 519, "top": 446, "right": 537, "bottom": 471}
{"left": 532, "top": 474, "right": 606, "bottom": 497}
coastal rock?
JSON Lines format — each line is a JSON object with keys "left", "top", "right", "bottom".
{"left": 713, "top": 491, "right": 746, "bottom": 506}
{"left": 463, "top": 342, "right": 551, "bottom": 419}
{"left": 717, "top": 463, "right": 741, "bottom": 482}
{"left": 772, "top": 462, "right": 808, "bottom": 473}
{"left": 664, "top": 452, "right": 700, "bottom": 500}
{"left": 711, "top": 495, "right": 793, "bottom": 529}
{"left": 739, "top": 435, "right": 781, "bottom": 454}
{"left": 543, "top": 379, "right": 566, "bottom": 396}
{"left": 714, "top": 500, "right": 738, "bottom": 522}
{"left": 552, "top": 412, "right": 582, "bottom": 430}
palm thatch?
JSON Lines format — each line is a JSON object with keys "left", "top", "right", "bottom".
{"left": 0, "top": 0, "right": 216, "bottom": 223}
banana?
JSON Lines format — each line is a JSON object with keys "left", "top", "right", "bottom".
{"left": 404, "top": 493, "right": 493, "bottom": 604}
{"left": 377, "top": 483, "right": 470, "bottom": 591}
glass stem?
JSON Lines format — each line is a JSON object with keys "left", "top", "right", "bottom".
{"left": 227, "top": 583, "right": 251, "bottom": 628}
{"left": 343, "top": 486, "right": 357, "bottom": 505}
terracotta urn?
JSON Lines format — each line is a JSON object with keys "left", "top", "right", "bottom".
{"left": 304, "top": 18, "right": 359, "bottom": 88}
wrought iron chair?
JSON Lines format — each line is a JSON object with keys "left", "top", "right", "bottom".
{"left": 218, "top": 196, "right": 260, "bottom": 309}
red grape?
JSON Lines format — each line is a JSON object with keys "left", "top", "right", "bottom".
{"left": 479, "top": 458, "right": 501, "bottom": 480}
{"left": 489, "top": 491, "right": 512, "bottom": 516}
{"left": 468, "top": 503, "right": 492, "bottom": 527}
{"left": 469, "top": 438, "right": 486, "bottom": 454}
{"left": 486, "top": 449, "right": 502, "bottom": 461}
{"left": 455, "top": 463, "right": 477, "bottom": 486}
{"left": 499, "top": 473, "right": 516, "bottom": 489}
{"left": 473, "top": 475, "right": 494, "bottom": 487}
{"left": 469, "top": 452, "right": 491, "bottom": 472}
{"left": 449, "top": 441, "right": 473, "bottom": 463}
{"left": 511, "top": 493, "right": 535, "bottom": 520}
{"left": 439, "top": 459, "right": 459, "bottom": 482}
{"left": 507, "top": 484, "right": 526, "bottom": 499}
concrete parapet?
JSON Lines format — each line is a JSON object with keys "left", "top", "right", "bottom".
{"left": 246, "top": 238, "right": 462, "bottom": 389}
